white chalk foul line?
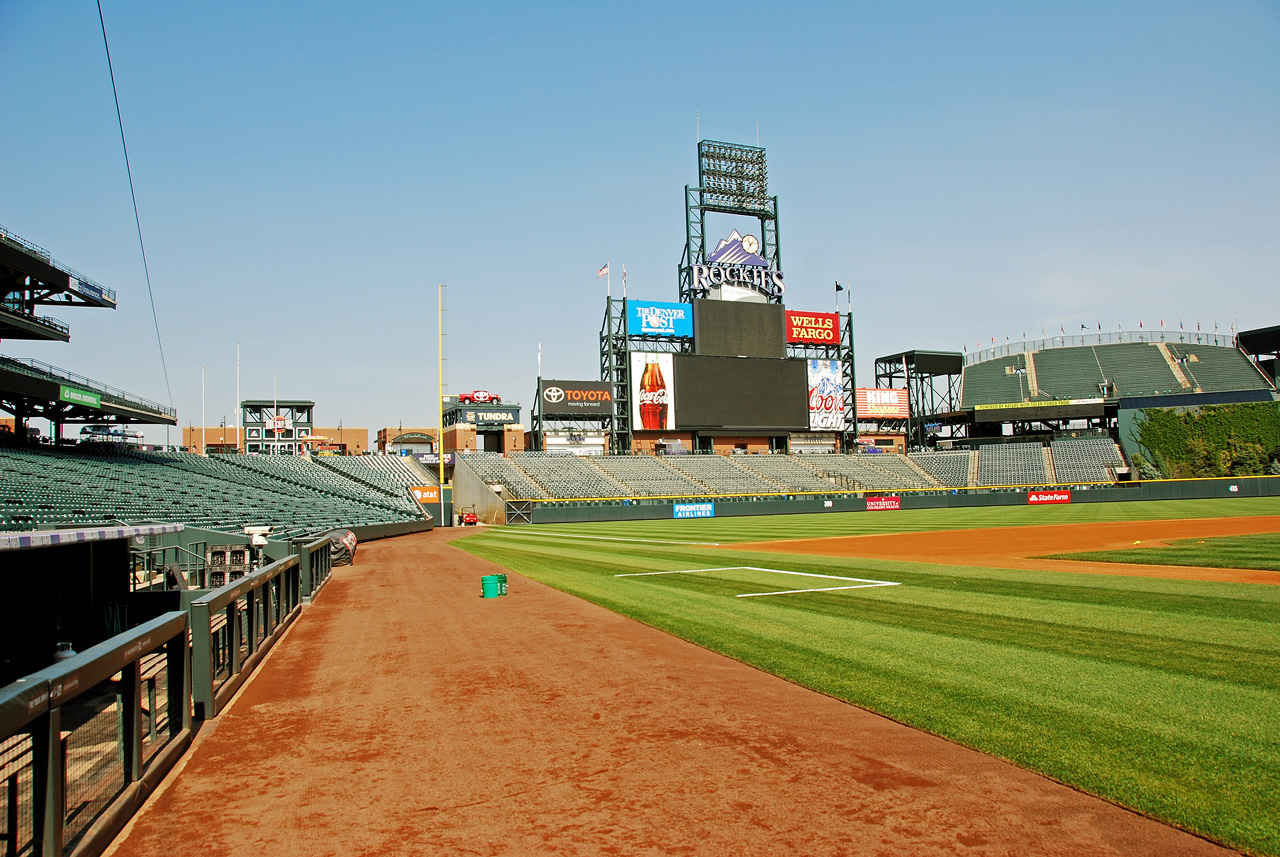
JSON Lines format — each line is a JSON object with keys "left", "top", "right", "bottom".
{"left": 615, "top": 566, "right": 900, "bottom": 599}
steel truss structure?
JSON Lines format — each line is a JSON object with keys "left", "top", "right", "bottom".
{"left": 601, "top": 298, "right": 857, "bottom": 453}
{"left": 873, "top": 350, "right": 965, "bottom": 449}
{"left": 678, "top": 141, "right": 782, "bottom": 305}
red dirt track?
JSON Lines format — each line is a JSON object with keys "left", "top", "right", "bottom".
{"left": 107, "top": 530, "right": 1240, "bottom": 856}
{"left": 736, "top": 516, "right": 1280, "bottom": 584}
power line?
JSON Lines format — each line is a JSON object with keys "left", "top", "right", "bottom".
{"left": 97, "top": 0, "right": 173, "bottom": 411}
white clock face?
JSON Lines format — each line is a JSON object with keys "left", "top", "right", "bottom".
{"left": 741, "top": 234, "right": 760, "bottom": 254}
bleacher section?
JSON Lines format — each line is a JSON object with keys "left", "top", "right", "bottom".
{"left": 589, "top": 455, "right": 705, "bottom": 497}
{"left": 0, "top": 444, "right": 426, "bottom": 537}
{"left": 1031, "top": 348, "right": 1106, "bottom": 400}
{"left": 735, "top": 454, "right": 839, "bottom": 492}
{"left": 663, "top": 455, "right": 784, "bottom": 495}
{"left": 318, "top": 454, "right": 435, "bottom": 501}
{"left": 798, "top": 454, "right": 934, "bottom": 491}
{"left": 508, "top": 452, "right": 627, "bottom": 498}
{"left": 1050, "top": 437, "right": 1125, "bottom": 484}
{"left": 1091, "top": 343, "right": 1182, "bottom": 397}
{"left": 976, "top": 442, "right": 1047, "bottom": 486}
{"left": 960, "top": 353, "right": 1029, "bottom": 409}
{"left": 909, "top": 451, "right": 972, "bottom": 488}
{"left": 461, "top": 454, "right": 546, "bottom": 499}
{"left": 1166, "top": 344, "right": 1274, "bottom": 394}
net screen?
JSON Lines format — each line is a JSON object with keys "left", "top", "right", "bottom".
{"left": 692, "top": 300, "right": 785, "bottom": 358}
{"left": 674, "top": 355, "right": 808, "bottom": 430}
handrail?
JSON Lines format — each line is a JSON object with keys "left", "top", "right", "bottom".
{"left": 964, "top": 330, "right": 1238, "bottom": 367}
{"left": 0, "top": 223, "right": 117, "bottom": 303}
{"left": 0, "top": 353, "right": 174, "bottom": 417}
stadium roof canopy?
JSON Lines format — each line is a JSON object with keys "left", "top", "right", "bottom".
{"left": 1237, "top": 324, "right": 1280, "bottom": 357}
{"left": 874, "top": 350, "right": 964, "bottom": 377}
{"left": 0, "top": 226, "right": 116, "bottom": 342}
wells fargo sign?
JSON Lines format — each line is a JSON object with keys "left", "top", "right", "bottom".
{"left": 786, "top": 311, "right": 839, "bottom": 344}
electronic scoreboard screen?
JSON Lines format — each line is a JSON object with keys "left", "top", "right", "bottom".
{"left": 673, "top": 355, "right": 807, "bottom": 431}
{"left": 692, "top": 300, "right": 786, "bottom": 358}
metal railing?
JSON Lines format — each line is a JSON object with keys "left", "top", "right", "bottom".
{"left": 0, "top": 355, "right": 174, "bottom": 419}
{"left": 0, "top": 225, "right": 116, "bottom": 305}
{"left": 0, "top": 612, "right": 190, "bottom": 857}
{"left": 188, "top": 554, "right": 303, "bottom": 720}
{"left": 293, "top": 535, "right": 333, "bottom": 603}
{"left": 964, "top": 330, "right": 1238, "bottom": 366}
{"left": 0, "top": 307, "right": 70, "bottom": 337}
{"left": 128, "top": 542, "right": 207, "bottom": 592}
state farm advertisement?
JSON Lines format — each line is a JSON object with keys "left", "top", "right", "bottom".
{"left": 856, "top": 388, "right": 910, "bottom": 419}
{"left": 1028, "top": 490, "right": 1071, "bottom": 505}
{"left": 786, "top": 311, "right": 839, "bottom": 344}
{"left": 807, "top": 359, "right": 846, "bottom": 431}
{"left": 866, "top": 496, "right": 901, "bottom": 511}
{"left": 631, "top": 352, "right": 675, "bottom": 431}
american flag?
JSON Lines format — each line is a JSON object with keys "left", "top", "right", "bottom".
{"left": 596, "top": 263, "right": 609, "bottom": 278}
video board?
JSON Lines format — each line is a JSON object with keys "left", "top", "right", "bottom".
{"left": 630, "top": 352, "right": 676, "bottom": 431}
{"left": 673, "top": 355, "right": 807, "bottom": 431}
{"left": 692, "top": 299, "right": 785, "bottom": 358}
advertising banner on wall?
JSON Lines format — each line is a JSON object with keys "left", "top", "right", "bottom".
{"left": 630, "top": 352, "right": 676, "bottom": 431}
{"left": 540, "top": 380, "right": 613, "bottom": 417}
{"left": 807, "top": 359, "right": 846, "bottom": 431}
{"left": 786, "top": 311, "right": 839, "bottom": 344}
{"left": 408, "top": 486, "right": 440, "bottom": 505}
{"left": 856, "top": 388, "right": 910, "bottom": 419}
{"left": 628, "top": 301, "right": 693, "bottom": 337}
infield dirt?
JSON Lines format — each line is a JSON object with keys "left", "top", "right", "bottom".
{"left": 105, "top": 529, "right": 1239, "bottom": 856}
{"left": 734, "top": 515, "right": 1280, "bottom": 584}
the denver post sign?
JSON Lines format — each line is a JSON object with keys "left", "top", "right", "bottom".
{"left": 540, "top": 380, "right": 613, "bottom": 417}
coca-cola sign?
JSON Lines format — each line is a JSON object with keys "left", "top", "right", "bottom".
{"left": 807, "top": 359, "right": 846, "bottom": 431}
{"left": 540, "top": 380, "right": 612, "bottom": 417}
{"left": 630, "top": 352, "right": 675, "bottom": 431}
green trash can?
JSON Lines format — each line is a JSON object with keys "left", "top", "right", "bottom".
{"left": 481, "top": 575, "right": 502, "bottom": 598}
{"left": 497, "top": 574, "right": 508, "bottom": 596}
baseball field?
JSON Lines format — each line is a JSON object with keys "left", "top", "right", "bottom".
{"left": 457, "top": 497, "right": 1280, "bottom": 856}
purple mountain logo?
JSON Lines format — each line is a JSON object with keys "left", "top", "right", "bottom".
{"left": 706, "top": 230, "right": 767, "bottom": 267}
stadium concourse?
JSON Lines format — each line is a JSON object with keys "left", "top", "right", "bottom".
{"left": 102, "top": 530, "right": 1233, "bottom": 857}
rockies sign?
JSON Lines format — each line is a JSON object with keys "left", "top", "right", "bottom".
{"left": 540, "top": 380, "right": 613, "bottom": 417}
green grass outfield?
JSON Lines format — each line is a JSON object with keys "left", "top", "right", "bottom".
{"left": 1048, "top": 532, "right": 1280, "bottom": 571}
{"left": 457, "top": 497, "right": 1280, "bottom": 855}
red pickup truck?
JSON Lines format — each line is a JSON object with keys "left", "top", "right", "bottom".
{"left": 458, "top": 390, "right": 501, "bottom": 405}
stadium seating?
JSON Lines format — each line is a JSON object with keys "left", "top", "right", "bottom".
{"left": 960, "top": 354, "right": 1030, "bottom": 408}
{"left": 589, "top": 455, "right": 705, "bottom": 497}
{"left": 799, "top": 453, "right": 934, "bottom": 491}
{"left": 1092, "top": 343, "right": 1182, "bottom": 397}
{"left": 734, "top": 454, "right": 839, "bottom": 492}
{"left": 1050, "top": 436, "right": 1124, "bottom": 484}
{"left": 507, "top": 452, "right": 628, "bottom": 498}
{"left": 1166, "top": 344, "right": 1274, "bottom": 394}
{"left": 976, "top": 442, "right": 1047, "bottom": 486}
{"left": 909, "top": 451, "right": 973, "bottom": 487}
{"left": 460, "top": 453, "right": 546, "bottom": 499}
{"left": 663, "top": 455, "right": 785, "bottom": 495}
{"left": 0, "top": 443, "right": 426, "bottom": 538}
{"left": 1031, "top": 348, "right": 1107, "bottom": 400}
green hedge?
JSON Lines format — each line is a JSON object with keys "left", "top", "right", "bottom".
{"left": 1135, "top": 402, "right": 1280, "bottom": 478}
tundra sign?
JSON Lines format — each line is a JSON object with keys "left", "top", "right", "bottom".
{"left": 540, "top": 380, "right": 613, "bottom": 417}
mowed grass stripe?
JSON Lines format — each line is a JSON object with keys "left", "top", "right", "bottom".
{"left": 459, "top": 508, "right": 1280, "bottom": 855}
{"left": 1047, "top": 532, "right": 1280, "bottom": 571}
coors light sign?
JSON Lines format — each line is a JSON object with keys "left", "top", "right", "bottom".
{"left": 638, "top": 357, "right": 668, "bottom": 431}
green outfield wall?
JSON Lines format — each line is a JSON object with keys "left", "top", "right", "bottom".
{"left": 511, "top": 476, "right": 1280, "bottom": 524}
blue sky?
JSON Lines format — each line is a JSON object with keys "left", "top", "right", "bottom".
{"left": 2, "top": 2, "right": 1277, "bottom": 440}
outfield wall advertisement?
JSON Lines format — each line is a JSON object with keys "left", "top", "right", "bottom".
{"left": 807, "top": 359, "right": 846, "bottom": 431}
